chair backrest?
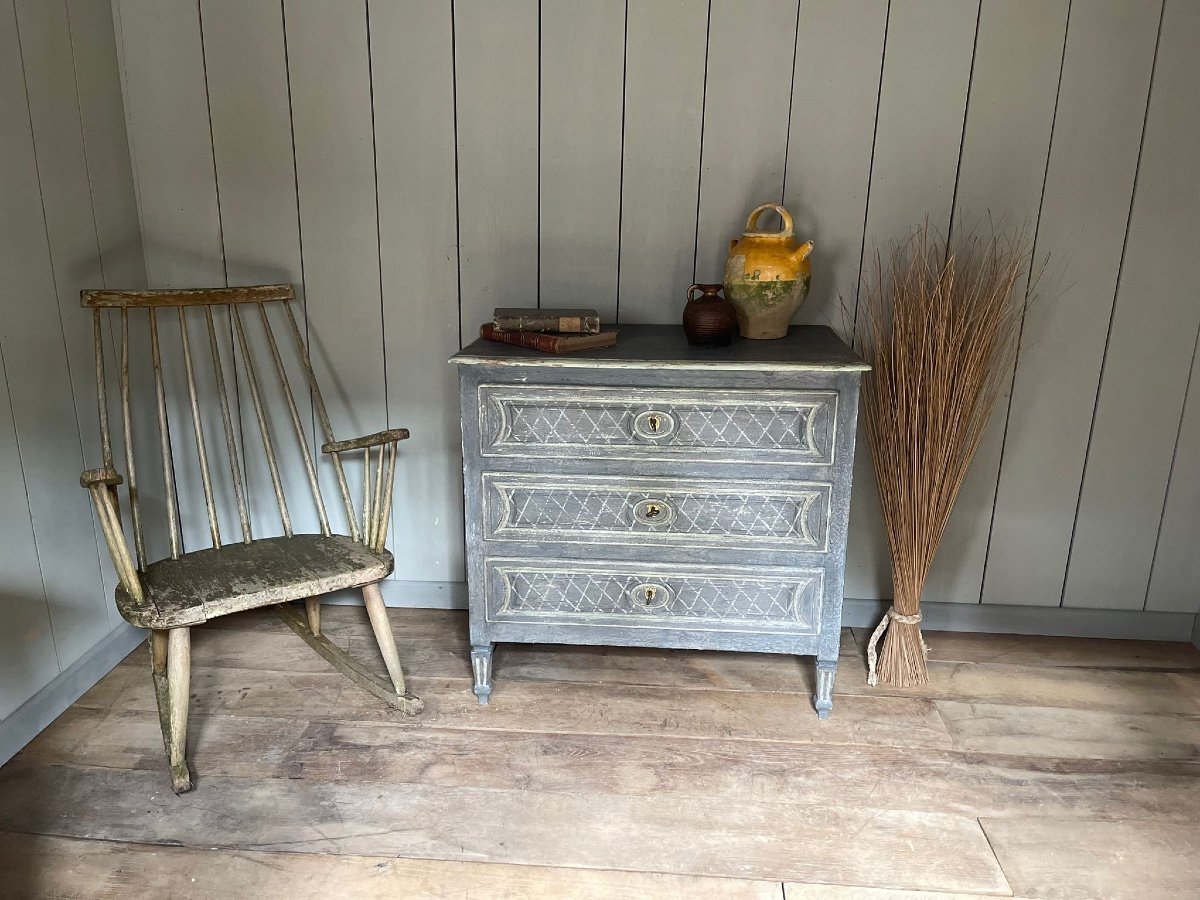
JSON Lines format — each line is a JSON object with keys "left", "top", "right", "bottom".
{"left": 84, "top": 284, "right": 369, "bottom": 568}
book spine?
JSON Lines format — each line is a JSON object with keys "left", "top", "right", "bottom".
{"left": 493, "top": 313, "right": 599, "bottom": 334}
{"left": 480, "top": 323, "right": 568, "bottom": 353}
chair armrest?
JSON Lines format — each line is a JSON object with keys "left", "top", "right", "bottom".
{"left": 321, "top": 428, "right": 410, "bottom": 454}
{"left": 80, "top": 466, "right": 124, "bottom": 489}
{"left": 80, "top": 468, "right": 144, "bottom": 605}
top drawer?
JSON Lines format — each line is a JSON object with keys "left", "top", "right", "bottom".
{"left": 477, "top": 384, "right": 839, "bottom": 465}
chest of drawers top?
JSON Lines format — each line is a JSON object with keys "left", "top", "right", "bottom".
{"left": 450, "top": 324, "right": 869, "bottom": 374}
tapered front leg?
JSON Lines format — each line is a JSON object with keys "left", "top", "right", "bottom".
{"left": 166, "top": 627, "right": 192, "bottom": 793}
{"left": 814, "top": 657, "right": 837, "bottom": 720}
{"left": 471, "top": 643, "right": 494, "bottom": 705}
{"left": 363, "top": 582, "right": 406, "bottom": 696}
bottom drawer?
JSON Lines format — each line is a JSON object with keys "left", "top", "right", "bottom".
{"left": 484, "top": 557, "right": 823, "bottom": 635}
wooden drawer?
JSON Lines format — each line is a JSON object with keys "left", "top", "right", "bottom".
{"left": 481, "top": 472, "right": 832, "bottom": 553}
{"left": 484, "top": 557, "right": 824, "bottom": 635}
{"left": 478, "top": 384, "right": 838, "bottom": 465}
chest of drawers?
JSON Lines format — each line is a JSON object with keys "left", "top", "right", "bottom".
{"left": 451, "top": 325, "right": 867, "bottom": 717}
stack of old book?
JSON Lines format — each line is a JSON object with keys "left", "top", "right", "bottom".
{"left": 480, "top": 308, "right": 617, "bottom": 354}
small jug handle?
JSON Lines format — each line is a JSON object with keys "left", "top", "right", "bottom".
{"left": 744, "top": 203, "right": 794, "bottom": 237}
{"left": 687, "top": 283, "right": 723, "bottom": 303}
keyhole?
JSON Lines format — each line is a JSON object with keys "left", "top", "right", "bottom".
{"left": 643, "top": 503, "right": 661, "bottom": 519}
{"left": 643, "top": 586, "right": 656, "bottom": 604}
{"left": 646, "top": 414, "right": 661, "bottom": 433}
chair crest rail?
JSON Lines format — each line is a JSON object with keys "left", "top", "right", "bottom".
{"left": 81, "top": 284, "right": 295, "bottom": 308}
{"left": 82, "top": 283, "right": 401, "bottom": 559}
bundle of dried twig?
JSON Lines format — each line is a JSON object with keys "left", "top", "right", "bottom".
{"left": 856, "top": 221, "right": 1033, "bottom": 686}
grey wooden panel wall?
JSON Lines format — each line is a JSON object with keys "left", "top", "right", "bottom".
{"left": 0, "top": 0, "right": 144, "bottom": 720}
{"left": 110, "top": 0, "right": 1200, "bottom": 617}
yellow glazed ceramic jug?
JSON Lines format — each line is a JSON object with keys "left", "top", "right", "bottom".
{"left": 723, "top": 203, "right": 813, "bottom": 339}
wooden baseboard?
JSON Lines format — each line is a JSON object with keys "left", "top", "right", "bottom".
{"left": 324, "top": 579, "right": 469, "bottom": 610}
{"left": 0, "top": 622, "right": 143, "bottom": 767}
{"left": 326, "top": 579, "right": 1199, "bottom": 643}
{"left": 842, "top": 598, "right": 1196, "bottom": 642}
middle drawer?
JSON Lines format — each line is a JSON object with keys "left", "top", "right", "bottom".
{"left": 481, "top": 472, "right": 832, "bottom": 554}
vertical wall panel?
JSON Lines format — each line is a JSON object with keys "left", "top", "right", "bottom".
{"left": 114, "top": 0, "right": 227, "bottom": 557}
{"left": 921, "top": 0, "right": 1068, "bottom": 606}
{"left": 617, "top": 0, "right": 708, "bottom": 324}
{"left": 17, "top": 0, "right": 118, "bottom": 623}
{"left": 114, "top": 1, "right": 223, "bottom": 289}
{"left": 0, "top": 2, "right": 108, "bottom": 668}
{"left": 371, "top": 1, "right": 464, "bottom": 583}
{"left": 692, "top": 0, "right": 799, "bottom": 286}
{"left": 67, "top": 0, "right": 145, "bottom": 290}
{"left": 1064, "top": 0, "right": 1199, "bottom": 611}
{"left": 202, "top": 0, "right": 316, "bottom": 539}
{"left": 844, "top": 0, "right": 979, "bottom": 601}
{"left": 69, "top": 0, "right": 145, "bottom": 631}
{"left": 855, "top": 0, "right": 978, "bottom": 258}
{"left": 1, "top": 0, "right": 142, "bottom": 723}
{"left": 983, "top": 0, "right": 1161, "bottom": 607}
{"left": 454, "top": 0, "right": 539, "bottom": 343}
{"left": 0, "top": 349, "right": 58, "bottom": 719}
{"left": 539, "top": 0, "right": 625, "bottom": 322}
{"left": 785, "top": 0, "right": 887, "bottom": 332}
{"left": 284, "top": 0, "right": 384, "bottom": 536}
{"left": 1148, "top": 328, "right": 1200, "bottom": 612}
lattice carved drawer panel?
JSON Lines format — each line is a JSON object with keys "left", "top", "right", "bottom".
{"left": 479, "top": 384, "right": 838, "bottom": 465}
{"left": 482, "top": 472, "right": 832, "bottom": 553}
{"left": 485, "top": 558, "right": 823, "bottom": 634}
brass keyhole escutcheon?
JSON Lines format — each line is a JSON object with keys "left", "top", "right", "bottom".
{"left": 629, "top": 581, "right": 671, "bottom": 610}
{"left": 633, "top": 410, "right": 676, "bottom": 441}
{"left": 632, "top": 497, "right": 675, "bottom": 527}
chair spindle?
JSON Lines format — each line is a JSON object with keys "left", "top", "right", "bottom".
{"left": 93, "top": 310, "right": 112, "bottom": 468}
{"left": 362, "top": 447, "right": 371, "bottom": 546}
{"left": 282, "top": 302, "right": 360, "bottom": 541}
{"left": 257, "top": 302, "right": 330, "bottom": 536}
{"left": 369, "top": 442, "right": 385, "bottom": 549}
{"left": 178, "top": 307, "right": 221, "bottom": 548}
{"left": 376, "top": 441, "right": 397, "bottom": 553}
{"left": 119, "top": 310, "right": 147, "bottom": 570}
{"left": 148, "top": 308, "right": 183, "bottom": 560}
{"left": 205, "top": 307, "right": 252, "bottom": 543}
{"left": 232, "top": 305, "right": 292, "bottom": 537}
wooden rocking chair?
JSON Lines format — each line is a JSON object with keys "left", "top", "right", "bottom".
{"left": 79, "top": 284, "right": 422, "bottom": 793}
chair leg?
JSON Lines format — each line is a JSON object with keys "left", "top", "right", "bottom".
{"left": 362, "top": 581, "right": 406, "bottom": 696}
{"left": 304, "top": 597, "right": 321, "bottom": 636}
{"left": 166, "top": 627, "right": 192, "bottom": 793}
{"left": 150, "top": 628, "right": 168, "bottom": 677}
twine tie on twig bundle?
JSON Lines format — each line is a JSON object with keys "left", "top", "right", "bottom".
{"left": 866, "top": 607, "right": 928, "bottom": 686}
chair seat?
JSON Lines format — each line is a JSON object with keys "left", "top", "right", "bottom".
{"left": 115, "top": 534, "right": 394, "bottom": 628}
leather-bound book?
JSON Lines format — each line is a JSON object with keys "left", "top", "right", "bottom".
{"left": 493, "top": 307, "right": 601, "bottom": 334}
{"left": 480, "top": 323, "right": 617, "bottom": 353}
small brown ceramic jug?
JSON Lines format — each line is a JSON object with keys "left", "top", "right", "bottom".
{"left": 682, "top": 283, "right": 737, "bottom": 347}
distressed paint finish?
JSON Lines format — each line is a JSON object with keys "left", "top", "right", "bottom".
{"left": 453, "top": 325, "right": 865, "bottom": 717}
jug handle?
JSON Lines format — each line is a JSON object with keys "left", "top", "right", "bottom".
{"left": 687, "top": 283, "right": 723, "bottom": 303}
{"left": 744, "top": 203, "right": 794, "bottom": 237}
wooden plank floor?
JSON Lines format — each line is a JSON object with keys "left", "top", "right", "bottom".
{"left": 1, "top": 607, "right": 1198, "bottom": 899}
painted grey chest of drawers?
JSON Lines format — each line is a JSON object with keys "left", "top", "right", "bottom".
{"left": 450, "top": 325, "right": 867, "bottom": 717}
